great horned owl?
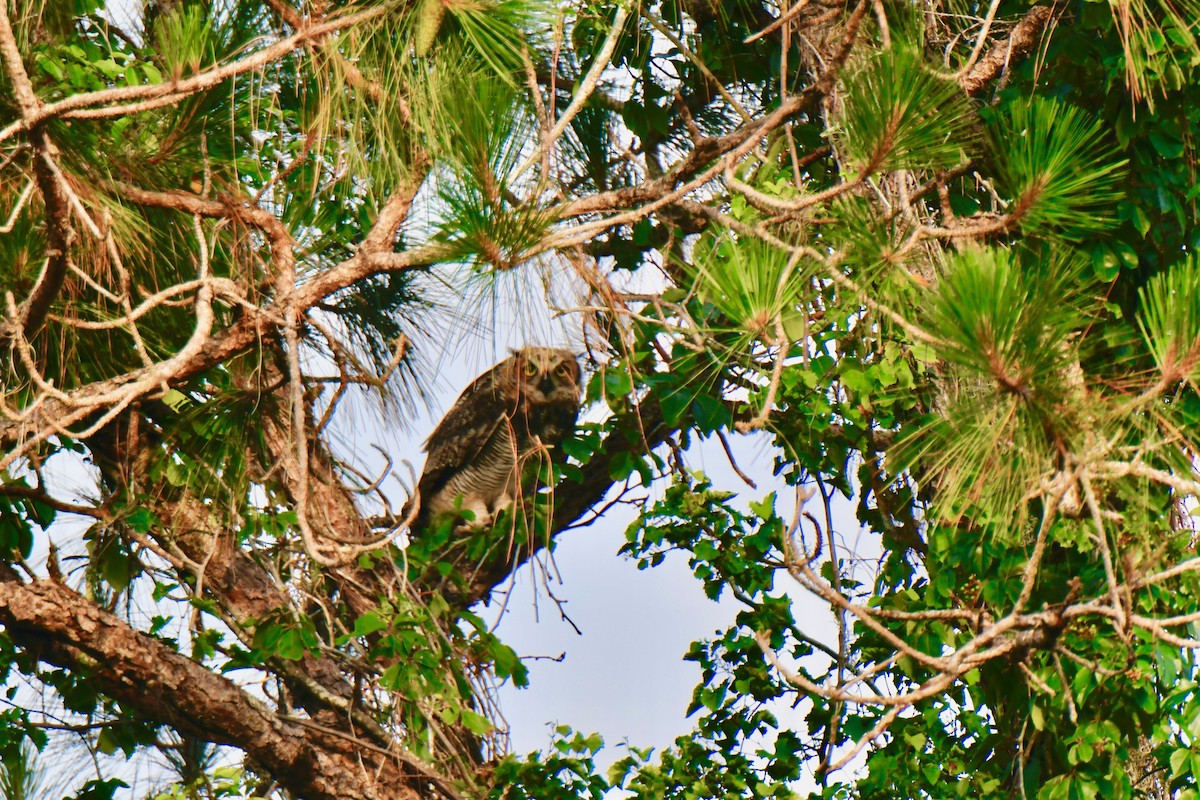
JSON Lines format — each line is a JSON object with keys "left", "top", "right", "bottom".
{"left": 413, "top": 347, "right": 582, "bottom": 531}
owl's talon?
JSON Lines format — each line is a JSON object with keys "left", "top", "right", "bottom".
{"left": 453, "top": 519, "right": 489, "bottom": 535}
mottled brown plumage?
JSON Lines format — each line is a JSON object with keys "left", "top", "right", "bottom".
{"left": 413, "top": 347, "right": 582, "bottom": 531}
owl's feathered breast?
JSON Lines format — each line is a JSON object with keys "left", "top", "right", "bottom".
{"left": 417, "top": 368, "right": 515, "bottom": 506}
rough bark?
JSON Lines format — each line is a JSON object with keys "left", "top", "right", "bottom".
{"left": 960, "top": 6, "right": 1057, "bottom": 97}
{"left": 0, "top": 573, "right": 423, "bottom": 800}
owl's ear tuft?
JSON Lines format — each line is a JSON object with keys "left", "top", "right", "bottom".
{"left": 509, "top": 347, "right": 531, "bottom": 360}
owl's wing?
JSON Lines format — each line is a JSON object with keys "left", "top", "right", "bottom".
{"left": 416, "top": 368, "right": 512, "bottom": 501}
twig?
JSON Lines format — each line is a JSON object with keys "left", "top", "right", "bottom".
{"left": 736, "top": 317, "right": 791, "bottom": 432}
{"left": 716, "top": 429, "right": 757, "bottom": 488}
{"left": 0, "top": 7, "right": 387, "bottom": 141}
{"left": 940, "top": 0, "right": 1004, "bottom": 80}
{"left": 1079, "top": 474, "right": 1128, "bottom": 635}
{"left": 745, "top": 0, "right": 812, "bottom": 44}
{"left": 514, "top": 4, "right": 629, "bottom": 180}
{"left": 643, "top": 9, "right": 750, "bottom": 122}
{"left": 0, "top": 178, "right": 34, "bottom": 232}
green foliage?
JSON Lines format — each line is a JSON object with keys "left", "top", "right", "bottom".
{"left": 153, "top": 5, "right": 216, "bottom": 81}
{"left": 924, "top": 247, "right": 1094, "bottom": 386}
{"left": 1103, "top": 0, "right": 1200, "bottom": 109}
{"left": 151, "top": 765, "right": 267, "bottom": 800}
{"left": 491, "top": 727, "right": 613, "bottom": 800}
{"left": 895, "top": 247, "right": 1096, "bottom": 524}
{"left": 827, "top": 196, "right": 912, "bottom": 282}
{"left": 624, "top": 476, "right": 782, "bottom": 601}
{"left": 989, "top": 97, "right": 1128, "bottom": 243}
{"left": 250, "top": 612, "right": 321, "bottom": 662}
{"left": 444, "top": 0, "right": 544, "bottom": 79}
{"left": 686, "top": 234, "right": 810, "bottom": 347}
{"left": 1137, "top": 253, "right": 1200, "bottom": 383}
{"left": 836, "top": 44, "right": 980, "bottom": 174}
{"left": 69, "top": 778, "right": 129, "bottom": 800}
{"left": 410, "top": 56, "right": 553, "bottom": 270}
{"left": 0, "top": 474, "right": 43, "bottom": 561}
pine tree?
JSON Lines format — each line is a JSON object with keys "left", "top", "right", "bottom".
{"left": 1, "top": 0, "right": 1199, "bottom": 799}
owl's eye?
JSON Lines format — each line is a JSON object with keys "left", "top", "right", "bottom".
{"left": 554, "top": 363, "right": 571, "bottom": 377}
{"left": 523, "top": 362, "right": 539, "bottom": 377}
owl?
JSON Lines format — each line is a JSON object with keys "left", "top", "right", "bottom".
{"left": 412, "top": 347, "right": 583, "bottom": 532}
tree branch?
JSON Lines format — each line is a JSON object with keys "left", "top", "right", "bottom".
{"left": 0, "top": 7, "right": 386, "bottom": 141}
{"left": 959, "top": 5, "right": 1057, "bottom": 96}
{"left": 0, "top": 572, "right": 422, "bottom": 800}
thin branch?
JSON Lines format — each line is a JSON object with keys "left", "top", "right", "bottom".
{"left": 0, "top": 177, "right": 34, "bottom": 232}
{"left": 643, "top": 9, "right": 751, "bottom": 122}
{"left": 514, "top": 4, "right": 629, "bottom": 180}
{"left": 959, "top": 5, "right": 1055, "bottom": 96}
{"left": 736, "top": 317, "right": 791, "bottom": 433}
{"left": 1079, "top": 473, "right": 1128, "bottom": 635}
{"left": 0, "top": 7, "right": 387, "bottom": 141}
{"left": 745, "top": 0, "right": 812, "bottom": 44}
{"left": 940, "top": 0, "right": 1004, "bottom": 80}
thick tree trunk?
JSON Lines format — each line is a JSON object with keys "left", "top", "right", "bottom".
{"left": 0, "top": 572, "right": 424, "bottom": 800}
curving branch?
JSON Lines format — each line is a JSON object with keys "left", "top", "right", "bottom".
{"left": 0, "top": 569, "right": 423, "bottom": 800}
{"left": 0, "top": 7, "right": 386, "bottom": 142}
{"left": 0, "top": 177, "right": 443, "bottom": 470}
{"left": 959, "top": 5, "right": 1057, "bottom": 96}
{"left": 0, "top": 2, "right": 76, "bottom": 338}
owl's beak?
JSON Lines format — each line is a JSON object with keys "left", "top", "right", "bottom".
{"left": 538, "top": 376, "right": 556, "bottom": 395}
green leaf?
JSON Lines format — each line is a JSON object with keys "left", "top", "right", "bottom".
{"left": 1092, "top": 246, "right": 1121, "bottom": 281}
{"left": 95, "top": 58, "right": 122, "bottom": 78}
{"left": 691, "top": 394, "right": 730, "bottom": 434}
{"left": 1171, "top": 747, "right": 1192, "bottom": 779}
{"left": 604, "top": 366, "right": 634, "bottom": 398}
{"left": 840, "top": 367, "right": 870, "bottom": 394}
{"left": 96, "top": 726, "right": 119, "bottom": 755}
{"left": 74, "top": 778, "right": 129, "bottom": 800}
{"left": 161, "top": 389, "right": 191, "bottom": 411}
{"left": 1149, "top": 130, "right": 1185, "bottom": 158}
{"left": 608, "top": 451, "right": 637, "bottom": 481}
{"left": 660, "top": 388, "right": 693, "bottom": 427}
{"left": 351, "top": 611, "right": 389, "bottom": 638}
{"left": 460, "top": 709, "right": 494, "bottom": 735}
{"left": 126, "top": 508, "right": 156, "bottom": 534}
